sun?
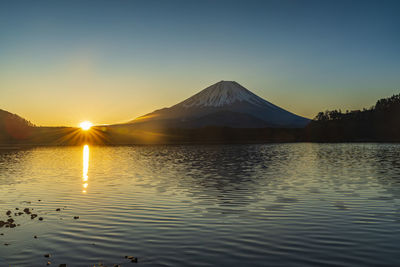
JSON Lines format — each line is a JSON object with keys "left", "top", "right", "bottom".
{"left": 80, "top": 121, "right": 93, "bottom": 131}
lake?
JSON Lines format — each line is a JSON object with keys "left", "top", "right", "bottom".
{"left": 1, "top": 144, "right": 400, "bottom": 266}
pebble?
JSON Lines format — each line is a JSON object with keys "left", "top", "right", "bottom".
{"left": 6, "top": 210, "right": 11, "bottom": 216}
{"left": 125, "top": 256, "right": 138, "bottom": 262}
{"left": 56, "top": 208, "right": 61, "bottom": 211}
{"left": 23, "top": 208, "right": 31, "bottom": 215}
{"left": 73, "top": 216, "right": 79, "bottom": 219}
{"left": 0, "top": 220, "right": 16, "bottom": 228}
{"left": 38, "top": 217, "right": 44, "bottom": 221}
{"left": 44, "top": 254, "right": 51, "bottom": 258}
{"left": 34, "top": 235, "right": 37, "bottom": 239}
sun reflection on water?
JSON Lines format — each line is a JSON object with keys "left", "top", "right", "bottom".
{"left": 82, "top": 144, "right": 89, "bottom": 193}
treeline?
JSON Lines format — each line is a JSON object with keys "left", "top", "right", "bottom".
{"left": 148, "top": 127, "right": 303, "bottom": 144}
{"left": 305, "top": 93, "right": 400, "bottom": 142}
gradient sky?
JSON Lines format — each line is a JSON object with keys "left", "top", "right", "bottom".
{"left": 1, "top": 0, "right": 399, "bottom": 126}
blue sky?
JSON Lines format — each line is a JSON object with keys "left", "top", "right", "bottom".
{"left": 0, "top": 0, "right": 399, "bottom": 126}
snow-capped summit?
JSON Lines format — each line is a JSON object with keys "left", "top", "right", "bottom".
{"left": 127, "top": 81, "right": 310, "bottom": 128}
{"left": 177, "top": 81, "right": 275, "bottom": 108}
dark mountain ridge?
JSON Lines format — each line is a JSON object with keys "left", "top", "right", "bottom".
{"left": 1, "top": 90, "right": 400, "bottom": 145}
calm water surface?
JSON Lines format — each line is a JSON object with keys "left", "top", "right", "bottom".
{"left": 0, "top": 144, "right": 400, "bottom": 266}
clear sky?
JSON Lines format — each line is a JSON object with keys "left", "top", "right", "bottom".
{"left": 1, "top": 0, "right": 399, "bottom": 126}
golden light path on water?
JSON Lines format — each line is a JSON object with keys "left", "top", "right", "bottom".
{"left": 82, "top": 144, "right": 89, "bottom": 193}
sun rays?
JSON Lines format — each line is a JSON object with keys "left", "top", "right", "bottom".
{"left": 53, "top": 124, "right": 109, "bottom": 145}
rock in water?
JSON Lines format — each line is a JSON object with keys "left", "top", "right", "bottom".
{"left": 125, "top": 256, "right": 138, "bottom": 262}
{"left": 23, "top": 208, "right": 31, "bottom": 214}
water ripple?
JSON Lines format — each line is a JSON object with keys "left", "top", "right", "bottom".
{"left": 0, "top": 144, "right": 400, "bottom": 266}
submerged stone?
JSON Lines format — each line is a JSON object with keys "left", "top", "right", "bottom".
{"left": 125, "top": 256, "right": 138, "bottom": 262}
{"left": 23, "top": 208, "right": 31, "bottom": 214}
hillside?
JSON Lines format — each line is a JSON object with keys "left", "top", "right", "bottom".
{"left": 0, "top": 109, "right": 35, "bottom": 143}
{"left": 305, "top": 93, "right": 400, "bottom": 142}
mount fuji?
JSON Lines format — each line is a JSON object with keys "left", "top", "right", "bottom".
{"left": 126, "top": 81, "right": 310, "bottom": 129}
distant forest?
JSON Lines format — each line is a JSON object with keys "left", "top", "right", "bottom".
{"left": 1, "top": 93, "right": 400, "bottom": 145}
{"left": 305, "top": 93, "right": 400, "bottom": 142}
